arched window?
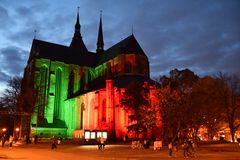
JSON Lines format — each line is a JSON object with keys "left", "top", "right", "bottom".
{"left": 80, "top": 73, "right": 85, "bottom": 91}
{"left": 88, "top": 70, "right": 92, "bottom": 83}
{"left": 80, "top": 103, "right": 85, "bottom": 129}
{"left": 102, "top": 99, "right": 106, "bottom": 122}
{"left": 68, "top": 70, "right": 74, "bottom": 97}
{"left": 54, "top": 68, "right": 62, "bottom": 119}
{"left": 39, "top": 65, "right": 48, "bottom": 117}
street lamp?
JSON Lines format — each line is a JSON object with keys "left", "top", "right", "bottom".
{"left": 2, "top": 128, "right": 7, "bottom": 132}
{"left": 15, "top": 127, "right": 20, "bottom": 138}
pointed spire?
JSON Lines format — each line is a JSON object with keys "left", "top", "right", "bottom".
{"left": 96, "top": 10, "right": 104, "bottom": 54}
{"left": 75, "top": 7, "right": 81, "bottom": 34}
{"left": 70, "top": 7, "right": 88, "bottom": 53}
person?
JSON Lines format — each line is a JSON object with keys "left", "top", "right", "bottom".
{"left": 97, "top": 136, "right": 101, "bottom": 150}
{"left": 100, "top": 136, "right": 105, "bottom": 150}
{"left": 125, "top": 135, "right": 128, "bottom": 143}
{"left": 34, "top": 135, "right": 38, "bottom": 144}
{"left": 168, "top": 142, "right": 173, "bottom": 157}
{"left": 51, "top": 136, "right": 57, "bottom": 150}
{"left": 1, "top": 135, "right": 6, "bottom": 147}
{"left": 9, "top": 135, "right": 13, "bottom": 148}
{"left": 182, "top": 139, "right": 189, "bottom": 158}
{"left": 173, "top": 141, "right": 179, "bottom": 157}
{"left": 26, "top": 135, "right": 30, "bottom": 144}
{"left": 60, "top": 136, "right": 63, "bottom": 143}
{"left": 190, "top": 140, "right": 197, "bottom": 157}
{"left": 143, "top": 139, "right": 150, "bottom": 149}
{"left": 123, "top": 136, "right": 126, "bottom": 143}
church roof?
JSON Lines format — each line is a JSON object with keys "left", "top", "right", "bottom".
{"left": 30, "top": 33, "right": 147, "bottom": 67}
{"left": 97, "top": 34, "right": 147, "bottom": 64}
{"left": 31, "top": 39, "right": 97, "bottom": 67}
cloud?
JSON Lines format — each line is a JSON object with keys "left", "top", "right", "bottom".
{"left": 0, "top": 70, "right": 10, "bottom": 82}
{"left": 0, "top": 46, "right": 28, "bottom": 76}
{"left": 0, "top": 0, "right": 240, "bottom": 95}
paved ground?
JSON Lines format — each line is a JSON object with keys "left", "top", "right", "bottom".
{"left": 0, "top": 141, "right": 240, "bottom": 160}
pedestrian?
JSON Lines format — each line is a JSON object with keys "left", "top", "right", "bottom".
{"left": 182, "top": 139, "right": 189, "bottom": 158}
{"left": 60, "top": 136, "right": 63, "bottom": 143}
{"left": 100, "top": 136, "right": 105, "bottom": 150}
{"left": 51, "top": 136, "right": 57, "bottom": 150}
{"left": 9, "top": 135, "right": 13, "bottom": 148}
{"left": 168, "top": 142, "right": 173, "bottom": 157}
{"left": 123, "top": 136, "right": 126, "bottom": 143}
{"left": 191, "top": 141, "right": 197, "bottom": 157}
{"left": 1, "top": 135, "right": 6, "bottom": 147}
{"left": 97, "top": 136, "right": 101, "bottom": 150}
{"left": 171, "top": 141, "right": 178, "bottom": 157}
{"left": 26, "top": 135, "right": 30, "bottom": 144}
{"left": 34, "top": 135, "right": 38, "bottom": 144}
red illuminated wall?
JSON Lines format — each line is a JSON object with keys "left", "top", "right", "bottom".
{"left": 74, "top": 79, "right": 158, "bottom": 140}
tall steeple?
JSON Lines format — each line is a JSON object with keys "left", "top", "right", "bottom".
{"left": 70, "top": 7, "right": 88, "bottom": 53}
{"left": 75, "top": 7, "right": 81, "bottom": 36}
{"left": 96, "top": 10, "right": 104, "bottom": 54}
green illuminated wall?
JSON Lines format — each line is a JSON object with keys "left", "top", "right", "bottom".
{"left": 30, "top": 58, "right": 81, "bottom": 138}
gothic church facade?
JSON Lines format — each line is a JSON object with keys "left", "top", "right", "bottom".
{"left": 22, "top": 10, "right": 156, "bottom": 139}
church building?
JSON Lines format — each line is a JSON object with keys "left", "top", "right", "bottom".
{"left": 22, "top": 9, "right": 156, "bottom": 140}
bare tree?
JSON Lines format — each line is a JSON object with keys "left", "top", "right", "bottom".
{"left": 217, "top": 73, "right": 240, "bottom": 142}
{"left": 191, "top": 76, "right": 225, "bottom": 139}
{"left": 0, "top": 76, "right": 22, "bottom": 112}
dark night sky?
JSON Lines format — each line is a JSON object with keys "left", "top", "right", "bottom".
{"left": 0, "top": 0, "right": 240, "bottom": 95}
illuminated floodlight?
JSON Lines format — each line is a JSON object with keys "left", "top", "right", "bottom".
{"left": 91, "top": 132, "right": 96, "bottom": 139}
{"left": 16, "top": 128, "right": 20, "bottom": 132}
{"left": 103, "top": 132, "right": 107, "bottom": 139}
{"left": 97, "top": 132, "right": 102, "bottom": 138}
{"left": 85, "top": 131, "right": 90, "bottom": 139}
{"left": 2, "top": 128, "right": 7, "bottom": 132}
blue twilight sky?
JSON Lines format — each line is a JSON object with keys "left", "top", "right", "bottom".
{"left": 0, "top": 0, "right": 240, "bottom": 95}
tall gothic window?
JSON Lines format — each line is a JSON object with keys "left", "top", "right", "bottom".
{"left": 102, "top": 99, "right": 106, "bottom": 122}
{"left": 80, "top": 74, "right": 84, "bottom": 91}
{"left": 54, "top": 68, "right": 62, "bottom": 119}
{"left": 39, "top": 65, "right": 48, "bottom": 117}
{"left": 68, "top": 70, "right": 74, "bottom": 97}
{"left": 80, "top": 103, "right": 84, "bottom": 129}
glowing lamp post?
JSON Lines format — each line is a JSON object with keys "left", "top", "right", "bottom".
{"left": 2, "top": 128, "right": 7, "bottom": 132}
{"left": 15, "top": 127, "right": 20, "bottom": 138}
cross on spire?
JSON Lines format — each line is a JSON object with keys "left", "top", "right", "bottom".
{"left": 34, "top": 30, "right": 37, "bottom": 39}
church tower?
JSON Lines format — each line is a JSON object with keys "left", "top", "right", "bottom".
{"left": 70, "top": 7, "right": 88, "bottom": 54}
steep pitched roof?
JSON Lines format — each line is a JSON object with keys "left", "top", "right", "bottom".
{"left": 30, "top": 39, "right": 97, "bottom": 67}
{"left": 97, "top": 34, "right": 147, "bottom": 65}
